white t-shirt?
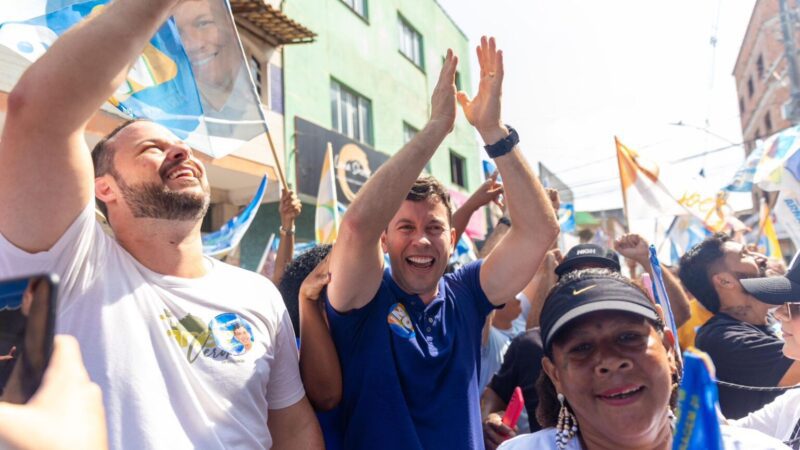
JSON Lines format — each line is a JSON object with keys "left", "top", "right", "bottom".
{"left": 498, "top": 425, "right": 791, "bottom": 449}
{"left": 0, "top": 203, "right": 305, "bottom": 450}
{"left": 733, "top": 389, "right": 800, "bottom": 448}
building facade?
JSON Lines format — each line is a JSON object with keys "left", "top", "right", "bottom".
{"left": 239, "top": 0, "right": 483, "bottom": 269}
{"left": 733, "top": 0, "right": 800, "bottom": 154}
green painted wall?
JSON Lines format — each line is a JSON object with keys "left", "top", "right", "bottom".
{"left": 240, "top": 0, "right": 481, "bottom": 268}
{"left": 282, "top": 0, "right": 480, "bottom": 199}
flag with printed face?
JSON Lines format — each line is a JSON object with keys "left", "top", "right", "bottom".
{"left": 615, "top": 137, "right": 686, "bottom": 222}
{"left": 315, "top": 143, "right": 340, "bottom": 245}
{"left": 0, "top": 0, "right": 268, "bottom": 159}
{"left": 754, "top": 125, "right": 800, "bottom": 192}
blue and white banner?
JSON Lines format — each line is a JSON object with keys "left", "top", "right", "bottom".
{"left": 0, "top": 0, "right": 267, "bottom": 159}
{"left": 202, "top": 175, "right": 267, "bottom": 256}
{"left": 722, "top": 145, "right": 764, "bottom": 192}
{"left": 558, "top": 203, "right": 575, "bottom": 233}
{"left": 649, "top": 245, "right": 681, "bottom": 361}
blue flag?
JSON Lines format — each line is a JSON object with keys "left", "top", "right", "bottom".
{"left": 648, "top": 245, "right": 681, "bottom": 360}
{"left": 673, "top": 350, "right": 723, "bottom": 450}
{"left": 202, "top": 175, "right": 267, "bottom": 256}
{"left": 0, "top": 0, "right": 269, "bottom": 159}
{"left": 559, "top": 203, "right": 576, "bottom": 233}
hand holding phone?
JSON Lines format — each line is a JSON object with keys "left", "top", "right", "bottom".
{"left": 0, "top": 273, "right": 57, "bottom": 403}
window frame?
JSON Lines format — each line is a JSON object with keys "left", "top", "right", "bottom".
{"left": 398, "top": 14, "right": 424, "bottom": 70}
{"left": 330, "top": 79, "right": 374, "bottom": 146}
{"left": 340, "top": 0, "right": 368, "bottom": 21}
{"left": 449, "top": 150, "right": 467, "bottom": 189}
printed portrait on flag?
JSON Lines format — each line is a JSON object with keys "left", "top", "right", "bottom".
{"left": 172, "top": 0, "right": 266, "bottom": 143}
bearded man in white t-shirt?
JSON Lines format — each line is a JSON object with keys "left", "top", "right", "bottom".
{"left": 0, "top": 1, "right": 322, "bottom": 449}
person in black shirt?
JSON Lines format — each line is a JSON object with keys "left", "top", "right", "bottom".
{"left": 679, "top": 233, "right": 800, "bottom": 419}
{"left": 485, "top": 328, "right": 544, "bottom": 434}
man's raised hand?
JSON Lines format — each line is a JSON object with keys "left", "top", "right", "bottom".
{"left": 457, "top": 36, "right": 506, "bottom": 143}
{"left": 429, "top": 49, "right": 459, "bottom": 133}
{"left": 613, "top": 233, "right": 651, "bottom": 268}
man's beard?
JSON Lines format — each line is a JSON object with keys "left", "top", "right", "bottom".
{"left": 114, "top": 174, "right": 209, "bottom": 222}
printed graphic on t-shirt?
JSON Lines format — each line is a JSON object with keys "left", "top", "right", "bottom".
{"left": 387, "top": 303, "right": 415, "bottom": 339}
{"left": 209, "top": 313, "right": 255, "bottom": 356}
{"left": 160, "top": 309, "right": 231, "bottom": 363}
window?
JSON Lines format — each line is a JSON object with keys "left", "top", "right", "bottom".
{"left": 331, "top": 80, "right": 373, "bottom": 145}
{"left": 269, "top": 64, "right": 284, "bottom": 114}
{"left": 747, "top": 76, "right": 754, "bottom": 98}
{"left": 340, "top": 0, "right": 367, "bottom": 19}
{"left": 249, "top": 55, "right": 263, "bottom": 97}
{"left": 757, "top": 54, "right": 765, "bottom": 80}
{"left": 765, "top": 111, "right": 773, "bottom": 133}
{"left": 450, "top": 151, "right": 466, "bottom": 188}
{"left": 399, "top": 15, "right": 423, "bottom": 68}
{"left": 739, "top": 97, "right": 745, "bottom": 115}
{"left": 403, "top": 122, "right": 419, "bottom": 143}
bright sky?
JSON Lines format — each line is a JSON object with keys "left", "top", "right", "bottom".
{"left": 437, "top": 0, "right": 757, "bottom": 212}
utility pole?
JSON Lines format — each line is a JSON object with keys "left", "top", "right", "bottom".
{"left": 780, "top": 0, "right": 800, "bottom": 124}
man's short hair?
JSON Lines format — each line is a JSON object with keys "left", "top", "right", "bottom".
{"left": 678, "top": 233, "right": 732, "bottom": 313}
{"left": 406, "top": 176, "right": 453, "bottom": 223}
{"left": 91, "top": 119, "right": 146, "bottom": 217}
{"left": 277, "top": 244, "right": 333, "bottom": 338}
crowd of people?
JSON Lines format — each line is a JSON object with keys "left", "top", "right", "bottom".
{"left": 1, "top": 1, "right": 800, "bottom": 449}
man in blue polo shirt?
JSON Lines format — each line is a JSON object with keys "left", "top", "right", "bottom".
{"left": 324, "top": 37, "right": 559, "bottom": 449}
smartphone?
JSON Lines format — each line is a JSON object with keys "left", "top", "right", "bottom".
{"left": 0, "top": 273, "right": 58, "bottom": 403}
{"left": 502, "top": 386, "right": 525, "bottom": 430}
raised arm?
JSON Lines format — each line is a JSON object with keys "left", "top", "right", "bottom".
{"left": 452, "top": 172, "right": 503, "bottom": 243}
{"left": 326, "top": 51, "right": 459, "bottom": 312}
{"left": 457, "top": 37, "right": 559, "bottom": 305}
{"left": 272, "top": 189, "right": 302, "bottom": 284}
{"left": 614, "top": 233, "right": 692, "bottom": 327}
{"left": 0, "top": 0, "right": 180, "bottom": 252}
{"left": 297, "top": 255, "right": 342, "bottom": 411}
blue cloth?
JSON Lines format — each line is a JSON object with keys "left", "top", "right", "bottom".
{"left": 316, "top": 408, "right": 344, "bottom": 450}
{"left": 325, "top": 260, "right": 495, "bottom": 449}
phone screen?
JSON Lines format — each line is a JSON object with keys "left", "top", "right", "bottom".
{"left": 0, "top": 274, "right": 57, "bottom": 403}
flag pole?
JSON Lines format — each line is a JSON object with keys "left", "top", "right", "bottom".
{"left": 224, "top": 0, "right": 288, "bottom": 191}
{"left": 614, "top": 136, "right": 631, "bottom": 233}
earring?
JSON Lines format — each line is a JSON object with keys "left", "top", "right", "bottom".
{"left": 556, "top": 393, "right": 578, "bottom": 449}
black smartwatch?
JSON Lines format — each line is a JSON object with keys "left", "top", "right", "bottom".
{"left": 497, "top": 217, "right": 511, "bottom": 227}
{"left": 484, "top": 125, "right": 519, "bottom": 159}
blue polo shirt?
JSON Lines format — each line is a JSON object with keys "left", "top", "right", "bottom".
{"left": 325, "top": 260, "right": 495, "bottom": 449}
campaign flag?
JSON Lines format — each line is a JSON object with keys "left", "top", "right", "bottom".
{"left": 256, "top": 233, "right": 278, "bottom": 278}
{"left": 662, "top": 216, "right": 712, "bottom": 265}
{"left": 758, "top": 201, "right": 784, "bottom": 260}
{"left": 0, "top": 0, "right": 268, "bottom": 159}
{"left": 558, "top": 203, "right": 576, "bottom": 233}
{"left": 673, "top": 349, "right": 723, "bottom": 450}
{"left": 616, "top": 137, "right": 686, "bottom": 222}
{"left": 723, "top": 145, "right": 764, "bottom": 192}
{"left": 648, "top": 245, "right": 681, "bottom": 360}
{"left": 482, "top": 159, "right": 501, "bottom": 182}
{"left": 775, "top": 171, "right": 800, "bottom": 249}
{"left": 754, "top": 125, "right": 800, "bottom": 192}
{"left": 450, "top": 233, "right": 478, "bottom": 267}
{"left": 315, "top": 143, "right": 340, "bottom": 244}
{"left": 202, "top": 175, "right": 267, "bottom": 256}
